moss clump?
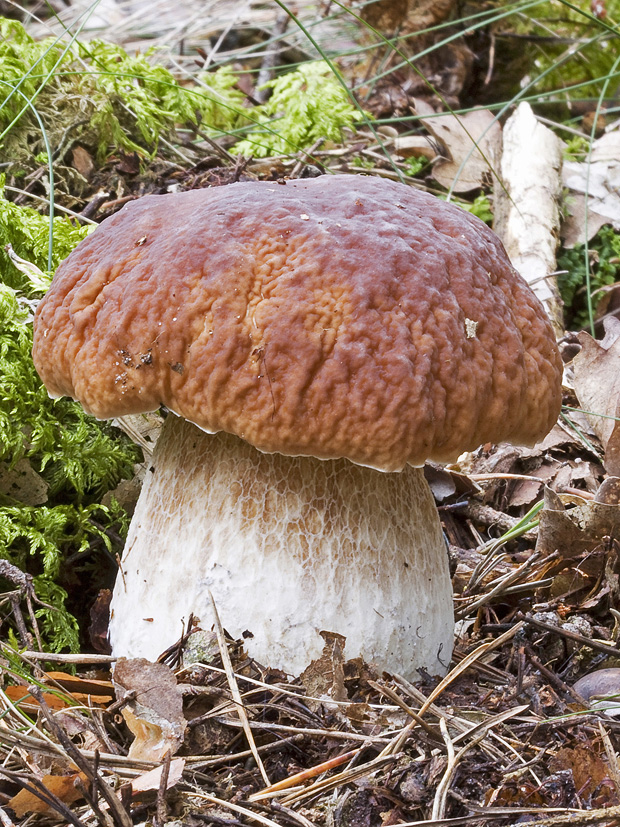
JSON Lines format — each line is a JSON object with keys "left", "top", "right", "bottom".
{"left": 0, "top": 18, "right": 248, "bottom": 164}
{"left": 234, "top": 61, "right": 361, "bottom": 158}
{"left": 557, "top": 225, "right": 620, "bottom": 330}
{"left": 0, "top": 186, "right": 140, "bottom": 651}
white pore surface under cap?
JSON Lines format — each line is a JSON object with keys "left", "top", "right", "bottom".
{"left": 109, "top": 416, "right": 454, "bottom": 678}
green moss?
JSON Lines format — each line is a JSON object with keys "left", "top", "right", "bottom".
{"left": 557, "top": 225, "right": 620, "bottom": 329}
{"left": 0, "top": 18, "right": 248, "bottom": 162}
{"left": 0, "top": 186, "right": 140, "bottom": 651}
{"left": 0, "top": 179, "right": 88, "bottom": 292}
{"left": 234, "top": 61, "right": 362, "bottom": 158}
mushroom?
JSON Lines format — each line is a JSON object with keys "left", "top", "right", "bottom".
{"left": 32, "top": 176, "right": 562, "bottom": 677}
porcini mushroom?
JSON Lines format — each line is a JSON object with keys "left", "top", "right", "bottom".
{"left": 32, "top": 176, "right": 562, "bottom": 677}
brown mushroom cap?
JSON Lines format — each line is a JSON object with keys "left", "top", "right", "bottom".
{"left": 33, "top": 175, "right": 562, "bottom": 471}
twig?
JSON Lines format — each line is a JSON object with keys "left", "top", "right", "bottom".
{"left": 18, "top": 650, "right": 117, "bottom": 663}
{"left": 0, "top": 805, "right": 16, "bottom": 827}
{"left": 598, "top": 721, "right": 620, "bottom": 794}
{"left": 495, "top": 804, "right": 620, "bottom": 826}
{"left": 524, "top": 644, "right": 590, "bottom": 706}
{"left": 209, "top": 591, "right": 270, "bottom": 786}
{"left": 212, "top": 716, "right": 394, "bottom": 743}
{"left": 452, "top": 705, "right": 531, "bottom": 748}
{"left": 194, "top": 130, "right": 237, "bottom": 164}
{"left": 249, "top": 748, "right": 360, "bottom": 800}
{"left": 383, "top": 623, "right": 525, "bottom": 759}
{"left": 184, "top": 661, "right": 399, "bottom": 710}
{"left": 279, "top": 753, "right": 400, "bottom": 805}
{"left": 456, "top": 553, "right": 545, "bottom": 617}
{"left": 453, "top": 498, "right": 539, "bottom": 539}
{"left": 391, "top": 680, "right": 502, "bottom": 765}
{"left": 4, "top": 184, "right": 98, "bottom": 224}
{"left": 368, "top": 680, "right": 441, "bottom": 741}
{"left": 189, "top": 792, "right": 284, "bottom": 827}
{"left": 9, "top": 595, "right": 33, "bottom": 650}
{"left": 79, "top": 190, "right": 110, "bottom": 220}
{"left": 0, "top": 767, "right": 87, "bottom": 827}
{"left": 432, "top": 718, "right": 456, "bottom": 820}
{"left": 380, "top": 626, "right": 525, "bottom": 762}
{"left": 186, "top": 734, "right": 306, "bottom": 770}
{"left": 518, "top": 613, "right": 620, "bottom": 658}
{"left": 255, "top": 11, "right": 290, "bottom": 102}
{"left": 74, "top": 771, "right": 114, "bottom": 827}
{"left": 290, "top": 136, "right": 325, "bottom": 177}
{"left": 269, "top": 802, "right": 317, "bottom": 827}
{"left": 28, "top": 686, "right": 133, "bottom": 827}
{"left": 154, "top": 750, "right": 171, "bottom": 827}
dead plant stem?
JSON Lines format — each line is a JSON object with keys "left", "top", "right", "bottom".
{"left": 209, "top": 591, "right": 270, "bottom": 786}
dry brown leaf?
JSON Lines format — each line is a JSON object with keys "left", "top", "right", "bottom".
{"left": 301, "top": 631, "right": 347, "bottom": 710}
{"left": 549, "top": 745, "right": 610, "bottom": 798}
{"left": 424, "top": 463, "right": 480, "bottom": 503}
{"left": 44, "top": 671, "right": 114, "bottom": 699}
{"left": 113, "top": 658, "right": 186, "bottom": 762}
{"left": 89, "top": 588, "right": 112, "bottom": 654}
{"left": 9, "top": 772, "right": 88, "bottom": 816}
{"left": 536, "top": 486, "right": 620, "bottom": 558}
{"left": 420, "top": 108, "right": 501, "bottom": 192}
{"left": 71, "top": 146, "right": 95, "bottom": 179}
{"left": 393, "top": 135, "right": 436, "bottom": 161}
{"left": 548, "top": 568, "right": 590, "bottom": 600}
{"left": 572, "top": 318, "right": 620, "bottom": 475}
{"left": 506, "top": 477, "right": 545, "bottom": 509}
{"left": 361, "top": 0, "right": 456, "bottom": 33}
{"left": 131, "top": 757, "right": 185, "bottom": 796}
{"left": 562, "top": 130, "right": 620, "bottom": 246}
{"left": 5, "top": 685, "right": 69, "bottom": 713}
{"left": 0, "top": 458, "right": 49, "bottom": 505}
{"left": 561, "top": 193, "right": 609, "bottom": 248}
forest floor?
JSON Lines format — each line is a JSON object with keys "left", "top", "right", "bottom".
{"left": 1, "top": 2, "right": 620, "bottom": 826}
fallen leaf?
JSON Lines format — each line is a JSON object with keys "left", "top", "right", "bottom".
{"left": 536, "top": 486, "right": 620, "bottom": 558}
{"left": 424, "top": 463, "right": 481, "bottom": 503}
{"left": 420, "top": 107, "right": 501, "bottom": 192}
{"left": 115, "top": 151, "right": 140, "bottom": 175}
{"left": 507, "top": 476, "right": 546, "bottom": 508}
{"left": 572, "top": 317, "right": 620, "bottom": 475}
{"left": 131, "top": 757, "right": 185, "bottom": 795}
{"left": 113, "top": 658, "right": 186, "bottom": 762}
{"left": 561, "top": 192, "right": 609, "bottom": 247}
{"left": 44, "top": 671, "right": 114, "bottom": 697}
{"left": 88, "top": 589, "right": 112, "bottom": 654}
{"left": 301, "top": 631, "right": 347, "bottom": 710}
{"left": 5, "top": 685, "right": 69, "bottom": 713}
{"left": 361, "top": 0, "right": 456, "bottom": 32}
{"left": 9, "top": 772, "right": 88, "bottom": 817}
{"left": 0, "top": 458, "right": 49, "bottom": 505}
{"left": 550, "top": 745, "right": 610, "bottom": 799}
{"left": 562, "top": 131, "right": 620, "bottom": 246}
{"left": 393, "top": 135, "right": 437, "bottom": 160}
{"left": 71, "top": 146, "right": 95, "bottom": 179}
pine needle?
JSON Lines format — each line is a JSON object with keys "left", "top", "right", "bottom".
{"left": 208, "top": 591, "right": 270, "bottom": 787}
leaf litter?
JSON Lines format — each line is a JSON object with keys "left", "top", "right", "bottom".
{"left": 1, "top": 2, "right": 620, "bottom": 825}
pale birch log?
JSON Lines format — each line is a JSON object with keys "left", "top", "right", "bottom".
{"left": 494, "top": 102, "right": 565, "bottom": 337}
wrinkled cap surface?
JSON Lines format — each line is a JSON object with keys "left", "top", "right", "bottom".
{"left": 33, "top": 175, "right": 562, "bottom": 471}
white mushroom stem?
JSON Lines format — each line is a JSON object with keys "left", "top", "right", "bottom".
{"left": 109, "top": 415, "right": 454, "bottom": 678}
